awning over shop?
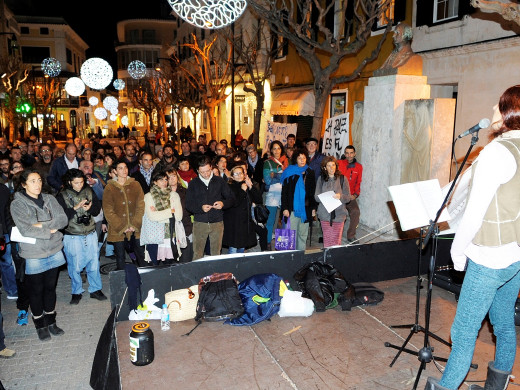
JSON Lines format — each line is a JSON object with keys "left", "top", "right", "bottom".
{"left": 270, "top": 89, "right": 315, "bottom": 116}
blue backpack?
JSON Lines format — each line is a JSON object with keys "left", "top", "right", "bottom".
{"left": 226, "top": 273, "right": 283, "bottom": 326}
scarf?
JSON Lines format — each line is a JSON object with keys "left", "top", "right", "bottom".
{"left": 178, "top": 169, "right": 197, "bottom": 183}
{"left": 94, "top": 163, "right": 109, "bottom": 179}
{"left": 248, "top": 155, "right": 259, "bottom": 168}
{"left": 150, "top": 184, "right": 171, "bottom": 238}
{"left": 140, "top": 165, "right": 154, "bottom": 186}
{"left": 281, "top": 164, "right": 308, "bottom": 223}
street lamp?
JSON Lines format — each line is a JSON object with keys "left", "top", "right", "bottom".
{"left": 154, "top": 57, "right": 174, "bottom": 72}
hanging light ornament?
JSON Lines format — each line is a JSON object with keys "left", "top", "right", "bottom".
{"left": 121, "top": 115, "right": 129, "bottom": 126}
{"left": 88, "top": 96, "right": 99, "bottom": 106}
{"left": 103, "top": 96, "right": 119, "bottom": 112}
{"left": 128, "top": 60, "right": 147, "bottom": 79}
{"left": 113, "top": 79, "right": 126, "bottom": 90}
{"left": 94, "top": 107, "right": 108, "bottom": 120}
{"left": 166, "top": 0, "right": 247, "bottom": 29}
{"left": 65, "top": 77, "right": 86, "bottom": 97}
{"left": 110, "top": 107, "right": 119, "bottom": 115}
{"left": 110, "top": 114, "right": 118, "bottom": 122}
{"left": 41, "top": 57, "right": 61, "bottom": 77}
{"left": 80, "top": 57, "right": 113, "bottom": 90}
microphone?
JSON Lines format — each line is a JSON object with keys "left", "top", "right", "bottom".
{"left": 457, "top": 118, "right": 491, "bottom": 139}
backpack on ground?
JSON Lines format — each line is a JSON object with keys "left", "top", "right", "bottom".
{"left": 194, "top": 272, "right": 244, "bottom": 322}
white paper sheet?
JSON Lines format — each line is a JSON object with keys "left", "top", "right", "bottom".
{"left": 317, "top": 191, "right": 342, "bottom": 213}
{"left": 388, "top": 179, "right": 451, "bottom": 231}
{"left": 11, "top": 226, "right": 36, "bottom": 244}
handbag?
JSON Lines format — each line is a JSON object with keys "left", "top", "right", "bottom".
{"left": 165, "top": 285, "right": 199, "bottom": 322}
{"left": 252, "top": 203, "right": 270, "bottom": 224}
{"left": 274, "top": 217, "right": 296, "bottom": 251}
{"left": 140, "top": 213, "right": 165, "bottom": 245}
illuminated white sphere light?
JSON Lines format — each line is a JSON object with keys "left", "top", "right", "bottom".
{"left": 110, "top": 108, "right": 119, "bottom": 115}
{"left": 88, "top": 96, "right": 99, "bottom": 106}
{"left": 94, "top": 107, "right": 108, "bottom": 120}
{"left": 113, "top": 79, "right": 126, "bottom": 90}
{"left": 121, "top": 115, "right": 129, "bottom": 126}
{"left": 167, "top": 0, "right": 247, "bottom": 29}
{"left": 80, "top": 57, "right": 113, "bottom": 90}
{"left": 128, "top": 60, "right": 147, "bottom": 79}
{"left": 103, "top": 96, "right": 119, "bottom": 112}
{"left": 41, "top": 57, "right": 61, "bottom": 77}
{"left": 110, "top": 114, "right": 118, "bottom": 122}
{"left": 65, "top": 77, "right": 86, "bottom": 97}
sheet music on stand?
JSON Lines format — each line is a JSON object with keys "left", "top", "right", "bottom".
{"left": 388, "top": 179, "right": 451, "bottom": 232}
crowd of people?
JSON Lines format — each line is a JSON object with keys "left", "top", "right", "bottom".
{"left": 0, "top": 131, "right": 363, "bottom": 355}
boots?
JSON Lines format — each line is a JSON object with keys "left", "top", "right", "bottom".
{"left": 32, "top": 315, "right": 51, "bottom": 341}
{"left": 44, "top": 311, "right": 64, "bottom": 336}
{"left": 424, "top": 377, "right": 451, "bottom": 390}
{"left": 468, "top": 361, "right": 512, "bottom": 390}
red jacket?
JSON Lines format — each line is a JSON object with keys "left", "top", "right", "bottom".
{"left": 338, "top": 159, "right": 363, "bottom": 197}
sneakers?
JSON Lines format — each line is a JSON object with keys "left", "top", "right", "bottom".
{"left": 7, "top": 294, "right": 18, "bottom": 300}
{"left": 70, "top": 294, "right": 82, "bottom": 305}
{"left": 17, "top": 310, "right": 28, "bottom": 326}
{"left": 90, "top": 290, "right": 107, "bottom": 301}
{"left": 0, "top": 347, "right": 15, "bottom": 358}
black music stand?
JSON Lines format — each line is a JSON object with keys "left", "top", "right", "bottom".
{"left": 385, "top": 131, "right": 481, "bottom": 389}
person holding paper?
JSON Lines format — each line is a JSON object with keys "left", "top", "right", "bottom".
{"left": 425, "top": 85, "right": 520, "bottom": 390}
{"left": 314, "top": 156, "right": 351, "bottom": 248}
{"left": 10, "top": 169, "right": 68, "bottom": 341}
{"left": 281, "top": 149, "right": 317, "bottom": 251}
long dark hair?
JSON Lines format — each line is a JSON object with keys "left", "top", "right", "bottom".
{"left": 492, "top": 85, "right": 520, "bottom": 138}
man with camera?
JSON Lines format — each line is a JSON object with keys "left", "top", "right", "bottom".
{"left": 56, "top": 169, "right": 107, "bottom": 305}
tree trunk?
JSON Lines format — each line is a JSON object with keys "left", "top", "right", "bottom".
{"left": 208, "top": 110, "right": 217, "bottom": 141}
{"left": 253, "top": 97, "right": 264, "bottom": 148}
{"left": 311, "top": 74, "right": 334, "bottom": 140}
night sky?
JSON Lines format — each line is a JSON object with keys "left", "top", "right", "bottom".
{"left": 6, "top": 0, "right": 174, "bottom": 65}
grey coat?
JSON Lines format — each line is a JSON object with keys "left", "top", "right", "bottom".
{"left": 314, "top": 175, "right": 351, "bottom": 223}
{"left": 10, "top": 192, "right": 68, "bottom": 259}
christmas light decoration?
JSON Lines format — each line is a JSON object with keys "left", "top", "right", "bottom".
{"left": 103, "top": 96, "right": 118, "bottom": 112}
{"left": 94, "top": 107, "right": 108, "bottom": 120}
{"left": 128, "top": 60, "right": 147, "bottom": 79}
{"left": 110, "top": 108, "right": 119, "bottom": 115}
{"left": 88, "top": 96, "right": 99, "bottom": 106}
{"left": 80, "top": 57, "right": 113, "bottom": 90}
{"left": 113, "top": 79, "right": 126, "bottom": 90}
{"left": 65, "top": 77, "right": 86, "bottom": 97}
{"left": 166, "top": 0, "right": 247, "bottom": 29}
{"left": 110, "top": 114, "right": 117, "bottom": 121}
{"left": 121, "top": 115, "right": 129, "bottom": 126}
{"left": 41, "top": 57, "right": 61, "bottom": 77}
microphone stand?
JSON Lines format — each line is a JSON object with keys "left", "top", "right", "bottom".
{"left": 385, "top": 131, "right": 480, "bottom": 389}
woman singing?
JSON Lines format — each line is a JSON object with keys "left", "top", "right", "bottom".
{"left": 425, "top": 85, "right": 520, "bottom": 389}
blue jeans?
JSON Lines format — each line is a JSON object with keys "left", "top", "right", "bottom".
{"left": 228, "top": 247, "right": 245, "bottom": 254}
{"left": 440, "top": 259, "right": 520, "bottom": 389}
{"left": 0, "top": 234, "right": 17, "bottom": 296}
{"left": 63, "top": 232, "right": 102, "bottom": 295}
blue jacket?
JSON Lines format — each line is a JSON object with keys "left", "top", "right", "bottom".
{"left": 227, "top": 273, "right": 283, "bottom": 326}
{"left": 47, "top": 156, "right": 82, "bottom": 192}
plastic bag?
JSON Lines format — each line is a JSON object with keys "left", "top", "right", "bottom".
{"left": 128, "top": 289, "right": 162, "bottom": 320}
{"left": 278, "top": 290, "right": 314, "bottom": 317}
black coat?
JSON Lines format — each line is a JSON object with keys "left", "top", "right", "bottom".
{"left": 222, "top": 180, "right": 262, "bottom": 249}
{"left": 281, "top": 167, "right": 317, "bottom": 223}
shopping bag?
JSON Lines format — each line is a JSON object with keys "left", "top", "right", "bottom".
{"left": 165, "top": 285, "right": 199, "bottom": 322}
{"left": 274, "top": 217, "right": 296, "bottom": 251}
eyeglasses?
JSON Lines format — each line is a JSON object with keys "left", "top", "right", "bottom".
{"left": 232, "top": 172, "right": 244, "bottom": 177}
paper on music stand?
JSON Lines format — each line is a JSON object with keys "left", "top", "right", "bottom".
{"left": 317, "top": 191, "right": 342, "bottom": 213}
{"left": 388, "top": 179, "right": 451, "bottom": 231}
{"left": 11, "top": 226, "right": 36, "bottom": 244}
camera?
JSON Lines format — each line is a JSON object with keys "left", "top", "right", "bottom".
{"left": 77, "top": 215, "right": 91, "bottom": 225}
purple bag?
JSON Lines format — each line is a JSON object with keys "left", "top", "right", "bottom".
{"left": 275, "top": 217, "right": 296, "bottom": 251}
